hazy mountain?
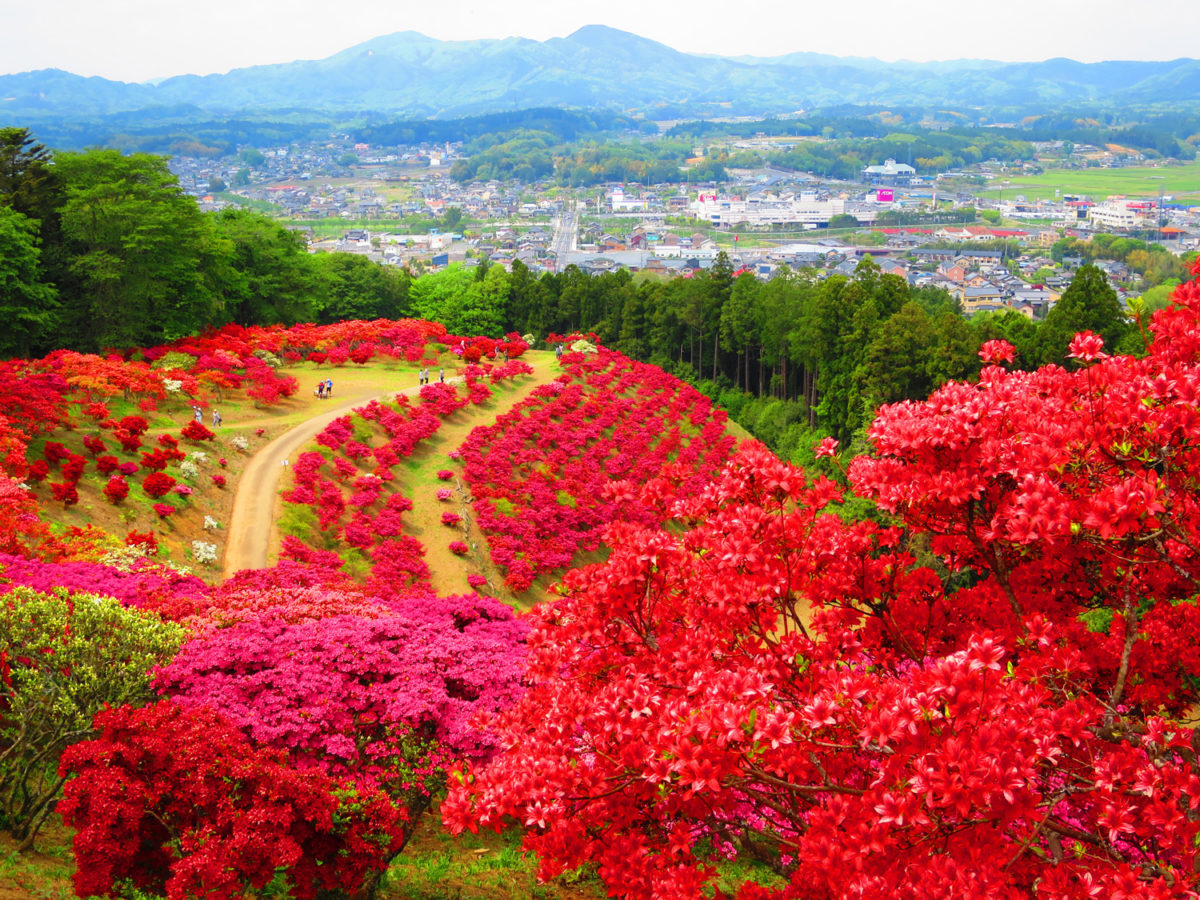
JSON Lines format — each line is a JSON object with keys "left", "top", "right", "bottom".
{"left": 1, "top": 25, "right": 1197, "bottom": 126}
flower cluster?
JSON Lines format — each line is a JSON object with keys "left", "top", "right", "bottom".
{"left": 459, "top": 350, "right": 736, "bottom": 591}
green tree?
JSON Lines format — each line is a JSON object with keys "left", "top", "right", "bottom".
{"left": 212, "top": 209, "right": 323, "bottom": 326}
{"left": 856, "top": 301, "right": 935, "bottom": 407}
{"left": 0, "top": 586, "right": 183, "bottom": 850}
{"left": 408, "top": 264, "right": 476, "bottom": 333}
{"left": 55, "top": 149, "right": 225, "bottom": 349}
{"left": 721, "top": 272, "right": 760, "bottom": 392}
{"left": 1035, "top": 264, "right": 1130, "bottom": 365}
{"left": 926, "top": 309, "right": 981, "bottom": 389}
{"left": 456, "top": 263, "right": 510, "bottom": 336}
{"left": 314, "top": 253, "right": 411, "bottom": 324}
{"left": 0, "top": 128, "right": 59, "bottom": 225}
{"left": 0, "top": 206, "right": 58, "bottom": 357}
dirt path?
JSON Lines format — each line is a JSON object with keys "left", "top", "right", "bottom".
{"left": 221, "top": 381, "right": 446, "bottom": 578}
{"left": 221, "top": 353, "right": 561, "bottom": 582}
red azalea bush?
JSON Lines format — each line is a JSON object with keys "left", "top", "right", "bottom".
{"left": 49, "top": 482, "right": 79, "bottom": 506}
{"left": 59, "top": 701, "right": 405, "bottom": 900}
{"left": 42, "top": 441, "right": 70, "bottom": 465}
{"left": 211, "top": 473, "right": 226, "bottom": 489}
{"left": 102, "top": 476, "right": 129, "bottom": 504}
{"left": 142, "top": 472, "right": 177, "bottom": 498}
{"left": 180, "top": 420, "right": 214, "bottom": 442}
{"left": 445, "top": 267, "right": 1200, "bottom": 898}
{"left": 125, "top": 530, "right": 158, "bottom": 554}
{"left": 448, "top": 541, "right": 468, "bottom": 556}
{"left": 441, "top": 512, "right": 462, "bottom": 527}
{"left": 82, "top": 435, "right": 106, "bottom": 456}
{"left": 152, "top": 503, "right": 175, "bottom": 518}
{"left": 60, "top": 454, "right": 86, "bottom": 483}
{"left": 95, "top": 455, "right": 119, "bottom": 474}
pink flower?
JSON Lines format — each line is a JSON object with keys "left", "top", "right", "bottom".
{"left": 467, "top": 573, "right": 487, "bottom": 589}
{"left": 437, "top": 470, "right": 454, "bottom": 481}
{"left": 153, "top": 503, "right": 175, "bottom": 518}
{"left": 436, "top": 488, "right": 453, "bottom": 501}
{"left": 449, "top": 541, "right": 469, "bottom": 556}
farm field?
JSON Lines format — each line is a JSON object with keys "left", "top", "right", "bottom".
{"left": 977, "top": 158, "right": 1200, "bottom": 202}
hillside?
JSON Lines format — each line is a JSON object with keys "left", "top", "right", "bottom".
{"left": 0, "top": 322, "right": 748, "bottom": 897}
{"left": 7, "top": 264, "right": 1200, "bottom": 896}
{"left": 2, "top": 25, "right": 1198, "bottom": 127}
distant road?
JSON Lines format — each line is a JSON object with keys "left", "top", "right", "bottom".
{"left": 550, "top": 202, "right": 578, "bottom": 260}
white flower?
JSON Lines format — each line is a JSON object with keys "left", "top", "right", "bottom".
{"left": 191, "top": 541, "right": 219, "bottom": 566}
{"left": 203, "top": 516, "right": 220, "bottom": 532}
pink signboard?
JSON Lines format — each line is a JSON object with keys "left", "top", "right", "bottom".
{"left": 876, "top": 189, "right": 894, "bottom": 203}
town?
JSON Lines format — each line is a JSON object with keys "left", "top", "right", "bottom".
{"left": 168, "top": 130, "right": 1199, "bottom": 323}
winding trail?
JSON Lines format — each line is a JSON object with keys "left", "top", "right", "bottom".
{"left": 221, "top": 381, "right": 451, "bottom": 578}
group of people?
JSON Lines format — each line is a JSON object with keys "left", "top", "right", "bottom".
{"left": 315, "top": 379, "right": 334, "bottom": 399}
{"left": 418, "top": 368, "right": 444, "bottom": 386}
{"left": 192, "top": 406, "right": 222, "bottom": 427}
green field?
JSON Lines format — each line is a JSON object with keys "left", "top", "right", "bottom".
{"left": 977, "top": 160, "right": 1200, "bottom": 203}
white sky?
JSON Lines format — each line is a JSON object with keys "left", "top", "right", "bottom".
{"left": 0, "top": 0, "right": 1196, "bottom": 83}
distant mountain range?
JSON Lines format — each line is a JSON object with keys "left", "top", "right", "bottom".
{"left": 3, "top": 25, "right": 1198, "bottom": 126}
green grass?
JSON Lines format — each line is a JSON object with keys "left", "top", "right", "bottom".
{"left": 382, "top": 823, "right": 602, "bottom": 900}
{"left": 977, "top": 159, "right": 1200, "bottom": 203}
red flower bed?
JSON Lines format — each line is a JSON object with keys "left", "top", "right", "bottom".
{"left": 458, "top": 349, "right": 738, "bottom": 591}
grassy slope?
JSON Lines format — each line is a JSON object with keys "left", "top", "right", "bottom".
{"left": 2, "top": 350, "right": 603, "bottom": 899}
{"left": 3, "top": 348, "right": 755, "bottom": 899}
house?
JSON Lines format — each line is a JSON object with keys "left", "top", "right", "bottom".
{"left": 937, "top": 262, "right": 966, "bottom": 283}
{"left": 862, "top": 159, "right": 917, "bottom": 185}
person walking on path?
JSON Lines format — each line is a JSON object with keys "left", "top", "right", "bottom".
{"left": 439, "top": 368, "right": 445, "bottom": 383}
{"left": 212, "top": 409, "right": 222, "bottom": 427}
{"left": 325, "top": 379, "right": 333, "bottom": 397}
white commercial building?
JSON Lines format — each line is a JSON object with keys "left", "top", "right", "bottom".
{"left": 690, "top": 191, "right": 873, "bottom": 228}
{"left": 1087, "top": 203, "right": 1141, "bottom": 231}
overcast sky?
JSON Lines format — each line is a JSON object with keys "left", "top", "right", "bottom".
{"left": 1, "top": 0, "right": 1196, "bottom": 83}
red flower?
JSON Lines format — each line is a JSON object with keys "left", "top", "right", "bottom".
{"left": 1067, "top": 330, "right": 1107, "bottom": 362}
